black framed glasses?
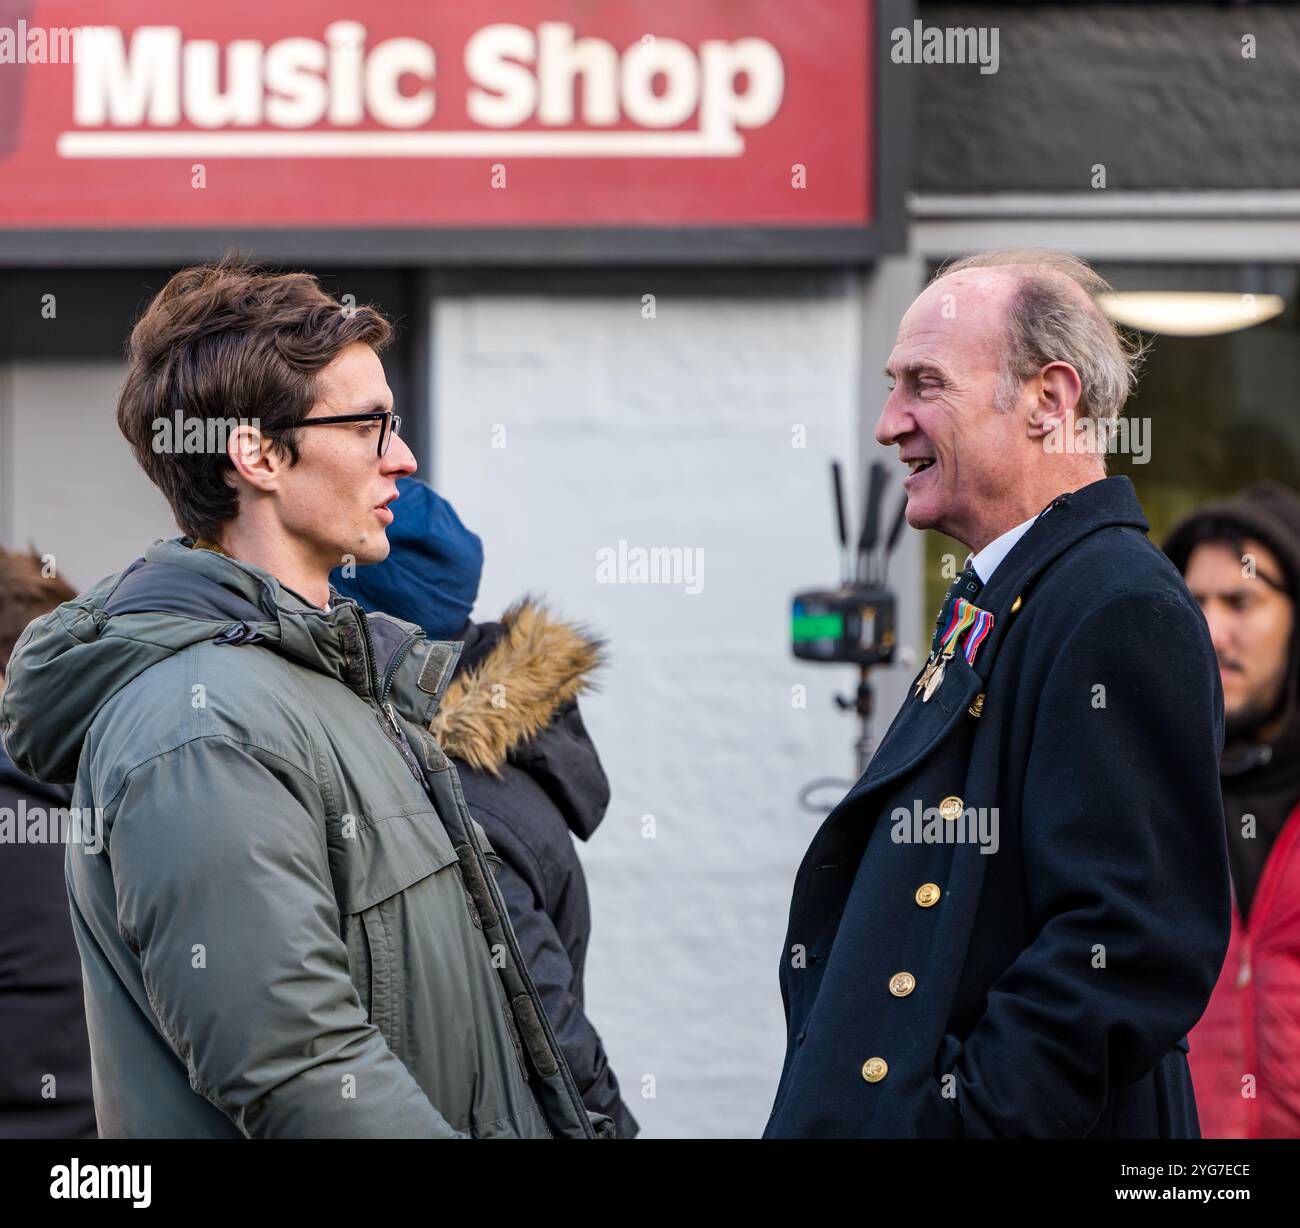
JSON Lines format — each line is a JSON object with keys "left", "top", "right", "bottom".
{"left": 295, "top": 410, "right": 402, "bottom": 457}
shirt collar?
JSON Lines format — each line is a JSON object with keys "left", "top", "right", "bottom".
{"left": 970, "top": 513, "right": 1040, "bottom": 585}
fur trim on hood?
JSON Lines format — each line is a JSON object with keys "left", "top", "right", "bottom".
{"left": 431, "top": 598, "right": 605, "bottom": 776}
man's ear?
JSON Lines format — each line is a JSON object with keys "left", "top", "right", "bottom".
{"left": 226, "top": 423, "right": 282, "bottom": 494}
{"left": 1025, "top": 361, "right": 1083, "bottom": 440}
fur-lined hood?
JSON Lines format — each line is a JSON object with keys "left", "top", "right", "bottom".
{"left": 432, "top": 599, "right": 610, "bottom": 840}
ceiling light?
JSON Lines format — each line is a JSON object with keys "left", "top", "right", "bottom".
{"left": 1097, "top": 292, "right": 1285, "bottom": 337}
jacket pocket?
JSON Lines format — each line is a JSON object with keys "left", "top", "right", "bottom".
{"left": 331, "top": 802, "right": 459, "bottom": 913}
{"left": 926, "top": 1032, "right": 966, "bottom": 1138}
{"left": 332, "top": 804, "right": 460, "bottom": 1042}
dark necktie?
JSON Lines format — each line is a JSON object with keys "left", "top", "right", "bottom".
{"left": 930, "top": 560, "right": 984, "bottom": 655}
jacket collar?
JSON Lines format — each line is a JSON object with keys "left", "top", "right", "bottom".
{"left": 122, "top": 538, "right": 461, "bottom": 716}
{"left": 2, "top": 536, "right": 465, "bottom": 784}
{"left": 839, "top": 476, "right": 1151, "bottom": 808}
{"left": 975, "top": 475, "right": 1149, "bottom": 616}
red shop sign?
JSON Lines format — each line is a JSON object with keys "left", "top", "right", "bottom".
{"left": 0, "top": 0, "right": 906, "bottom": 262}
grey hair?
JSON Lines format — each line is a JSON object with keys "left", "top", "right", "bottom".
{"left": 931, "top": 249, "right": 1147, "bottom": 421}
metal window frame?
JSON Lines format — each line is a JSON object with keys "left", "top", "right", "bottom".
{"left": 910, "top": 191, "right": 1300, "bottom": 264}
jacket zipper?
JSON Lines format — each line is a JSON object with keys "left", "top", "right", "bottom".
{"left": 352, "top": 603, "right": 595, "bottom": 1137}
{"left": 351, "top": 605, "right": 424, "bottom": 782}
{"left": 380, "top": 638, "right": 415, "bottom": 704}
{"left": 353, "top": 603, "right": 379, "bottom": 699}
{"left": 380, "top": 700, "right": 426, "bottom": 784}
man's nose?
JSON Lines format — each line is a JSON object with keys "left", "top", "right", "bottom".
{"left": 384, "top": 433, "right": 418, "bottom": 478}
{"left": 874, "top": 391, "right": 909, "bottom": 448}
{"left": 1202, "top": 605, "right": 1235, "bottom": 663}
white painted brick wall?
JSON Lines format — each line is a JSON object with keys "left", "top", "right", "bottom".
{"left": 433, "top": 283, "right": 899, "bottom": 1137}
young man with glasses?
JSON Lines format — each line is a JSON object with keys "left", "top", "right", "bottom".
{"left": 0, "top": 257, "right": 608, "bottom": 1139}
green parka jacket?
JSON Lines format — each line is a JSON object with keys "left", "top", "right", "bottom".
{"left": 0, "top": 538, "right": 610, "bottom": 1139}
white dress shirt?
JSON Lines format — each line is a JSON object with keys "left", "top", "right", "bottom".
{"left": 970, "top": 514, "right": 1039, "bottom": 585}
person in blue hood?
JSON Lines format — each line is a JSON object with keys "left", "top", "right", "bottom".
{"left": 333, "top": 477, "right": 639, "bottom": 1139}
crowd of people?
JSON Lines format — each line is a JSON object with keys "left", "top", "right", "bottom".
{"left": 0, "top": 251, "right": 1296, "bottom": 1138}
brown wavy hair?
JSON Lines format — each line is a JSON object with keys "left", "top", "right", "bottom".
{"left": 0, "top": 548, "right": 76, "bottom": 673}
{"left": 117, "top": 254, "right": 394, "bottom": 541}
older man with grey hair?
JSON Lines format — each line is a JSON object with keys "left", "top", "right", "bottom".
{"left": 765, "top": 250, "right": 1230, "bottom": 1138}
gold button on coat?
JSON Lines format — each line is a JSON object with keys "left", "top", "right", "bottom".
{"left": 939, "top": 795, "right": 964, "bottom": 821}
{"left": 861, "top": 1057, "right": 888, "bottom": 1083}
{"left": 915, "top": 882, "right": 941, "bottom": 907}
{"left": 889, "top": 972, "right": 916, "bottom": 997}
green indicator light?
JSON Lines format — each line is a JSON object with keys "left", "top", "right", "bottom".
{"left": 793, "top": 613, "right": 843, "bottom": 640}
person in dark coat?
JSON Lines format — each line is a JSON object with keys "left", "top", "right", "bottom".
{"left": 1164, "top": 480, "right": 1300, "bottom": 1136}
{"left": 0, "top": 547, "right": 96, "bottom": 1139}
{"left": 333, "top": 478, "right": 639, "bottom": 1139}
{"left": 765, "top": 250, "right": 1231, "bottom": 1139}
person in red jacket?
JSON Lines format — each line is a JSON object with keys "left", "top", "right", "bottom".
{"left": 1165, "top": 480, "right": 1300, "bottom": 1138}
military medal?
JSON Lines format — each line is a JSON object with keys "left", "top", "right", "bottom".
{"left": 921, "top": 598, "right": 996, "bottom": 702}
{"left": 914, "top": 654, "right": 939, "bottom": 697}
{"left": 960, "top": 603, "right": 995, "bottom": 665}
{"left": 922, "top": 652, "right": 948, "bottom": 701}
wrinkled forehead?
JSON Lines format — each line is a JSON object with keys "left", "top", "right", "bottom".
{"left": 890, "top": 271, "right": 1015, "bottom": 371}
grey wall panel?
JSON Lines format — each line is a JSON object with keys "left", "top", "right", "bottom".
{"left": 913, "top": 3, "right": 1300, "bottom": 191}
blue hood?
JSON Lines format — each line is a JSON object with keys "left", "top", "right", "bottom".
{"left": 331, "top": 477, "right": 483, "bottom": 640}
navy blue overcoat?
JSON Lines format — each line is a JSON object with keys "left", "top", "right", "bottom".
{"left": 765, "top": 476, "right": 1231, "bottom": 1138}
